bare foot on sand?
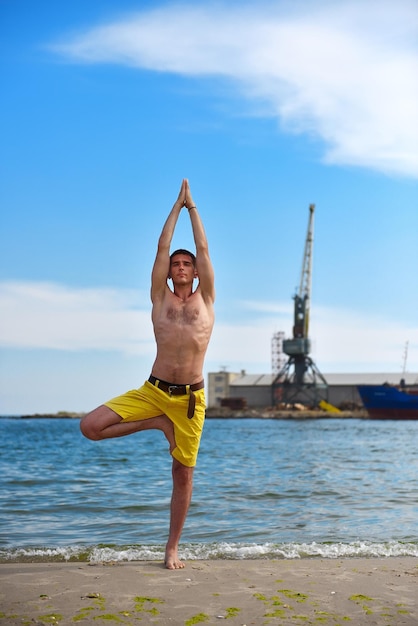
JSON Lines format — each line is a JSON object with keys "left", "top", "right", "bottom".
{"left": 165, "top": 546, "right": 185, "bottom": 570}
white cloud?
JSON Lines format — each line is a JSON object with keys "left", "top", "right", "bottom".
{"left": 207, "top": 299, "right": 418, "bottom": 374}
{"left": 1, "top": 282, "right": 417, "bottom": 374}
{"left": 0, "top": 281, "right": 155, "bottom": 354}
{"left": 50, "top": 0, "right": 418, "bottom": 177}
{"left": 310, "top": 305, "right": 418, "bottom": 372}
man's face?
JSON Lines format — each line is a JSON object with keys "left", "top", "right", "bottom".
{"left": 169, "top": 254, "right": 197, "bottom": 283}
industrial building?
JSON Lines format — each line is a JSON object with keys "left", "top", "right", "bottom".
{"left": 207, "top": 204, "right": 417, "bottom": 413}
{"left": 207, "top": 370, "right": 418, "bottom": 410}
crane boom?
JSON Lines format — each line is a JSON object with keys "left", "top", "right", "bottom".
{"left": 273, "top": 202, "right": 327, "bottom": 407}
{"left": 282, "top": 204, "right": 315, "bottom": 359}
{"left": 298, "top": 203, "right": 315, "bottom": 338}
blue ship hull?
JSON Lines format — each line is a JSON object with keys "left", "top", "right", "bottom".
{"left": 357, "top": 385, "right": 418, "bottom": 420}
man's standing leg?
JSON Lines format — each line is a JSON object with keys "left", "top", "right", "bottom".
{"left": 165, "top": 459, "right": 194, "bottom": 570}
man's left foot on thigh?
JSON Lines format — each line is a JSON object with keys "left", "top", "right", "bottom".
{"left": 153, "top": 415, "right": 176, "bottom": 455}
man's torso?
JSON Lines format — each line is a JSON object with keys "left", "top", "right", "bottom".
{"left": 151, "top": 287, "right": 214, "bottom": 384}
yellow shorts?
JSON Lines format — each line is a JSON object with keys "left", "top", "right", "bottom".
{"left": 104, "top": 380, "right": 206, "bottom": 467}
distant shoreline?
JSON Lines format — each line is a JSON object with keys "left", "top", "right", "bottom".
{"left": 2, "top": 408, "right": 368, "bottom": 420}
{"left": 4, "top": 412, "right": 85, "bottom": 420}
{"left": 205, "top": 407, "right": 368, "bottom": 419}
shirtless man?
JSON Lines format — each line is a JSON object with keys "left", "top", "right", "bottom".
{"left": 80, "top": 179, "right": 215, "bottom": 569}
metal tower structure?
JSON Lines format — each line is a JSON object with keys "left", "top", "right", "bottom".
{"left": 272, "top": 204, "right": 328, "bottom": 406}
{"left": 271, "top": 331, "right": 287, "bottom": 375}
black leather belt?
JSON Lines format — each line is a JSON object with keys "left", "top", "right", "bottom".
{"left": 148, "top": 375, "right": 204, "bottom": 419}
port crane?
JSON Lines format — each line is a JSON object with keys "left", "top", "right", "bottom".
{"left": 272, "top": 204, "right": 328, "bottom": 406}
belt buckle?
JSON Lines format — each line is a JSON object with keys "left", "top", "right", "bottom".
{"left": 168, "top": 385, "right": 180, "bottom": 395}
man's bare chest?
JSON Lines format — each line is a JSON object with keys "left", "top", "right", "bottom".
{"left": 165, "top": 301, "right": 200, "bottom": 325}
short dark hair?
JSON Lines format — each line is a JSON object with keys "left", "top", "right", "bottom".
{"left": 170, "top": 249, "right": 196, "bottom": 265}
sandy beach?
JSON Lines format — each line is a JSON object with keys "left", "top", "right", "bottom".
{"left": 0, "top": 558, "right": 417, "bottom": 625}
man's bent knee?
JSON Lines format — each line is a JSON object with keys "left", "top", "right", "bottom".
{"left": 79, "top": 406, "right": 121, "bottom": 441}
{"left": 80, "top": 414, "right": 102, "bottom": 440}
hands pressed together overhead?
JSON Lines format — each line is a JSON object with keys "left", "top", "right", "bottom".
{"left": 176, "top": 178, "right": 196, "bottom": 211}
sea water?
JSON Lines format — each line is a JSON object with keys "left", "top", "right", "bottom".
{"left": 0, "top": 417, "right": 417, "bottom": 562}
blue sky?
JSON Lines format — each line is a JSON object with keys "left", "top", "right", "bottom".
{"left": 1, "top": 0, "right": 417, "bottom": 414}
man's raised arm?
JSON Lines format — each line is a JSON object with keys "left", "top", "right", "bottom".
{"left": 184, "top": 180, "right": 215, "bottom": 303}
{"left": 151, "top": 180, "right": 186, "bottom": 302}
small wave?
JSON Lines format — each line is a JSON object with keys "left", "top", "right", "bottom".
{"left": 1, "top": 540, "right": 417, "bottom": 563}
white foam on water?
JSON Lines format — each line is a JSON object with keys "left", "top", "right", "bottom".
{"left": 1, "top": 540, "right": 417, "bottom": 563}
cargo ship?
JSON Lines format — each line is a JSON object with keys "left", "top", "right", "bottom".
{"left": 357, "top": 384, "right": 418, "bottom": 420}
